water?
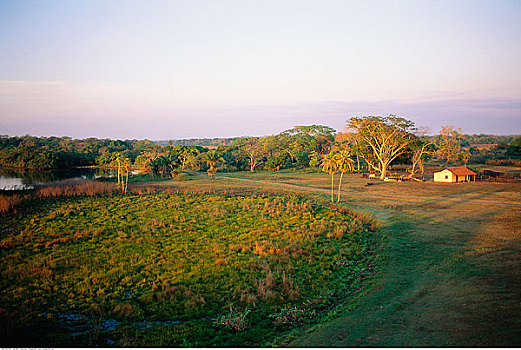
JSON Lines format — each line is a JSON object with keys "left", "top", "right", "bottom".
{"left": 44, "top": 310, "right": 188, "bottom": 345}
{"left": 0, "top": 167, "right": 114, "bottom": 190}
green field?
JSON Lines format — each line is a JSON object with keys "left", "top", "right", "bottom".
{"left": 0, "top": 186, "right": 379, "bottom": 346}
{"left": 1, "top": 170, "right": 520, "bottom": 347}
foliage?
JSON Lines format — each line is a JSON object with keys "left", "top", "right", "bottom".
{"left": 233, "top": 137, "right": 266, "bottom": 172}
{"left": 1, "top": 131, "right": 519, "bottom": 174}
{"left": 507, "top": 136, "right": 521, "bottom": 158}
{"left": 266, "top": 154, "right": 289, "bottom": 171}
{"left": 0, "top": 136, "right": 150, "bottom": 169}
{"left": 435, "top": 125, "right": 465, "bottom": 166}
{"left": 335, "top": 131, "right": 363, "bottom": 173}
{"left": 282, "top": 125, "right": 336, "bottom": 156}
{"left": 346, "top": 115, "right": 416, "bottom": 179}
{"left": 203, "top": 150, "right": 225, "bottom": 179}
{"left": 334, "top": 151, "right": 354, "bottom": 202}
{"left": 309, "top": 151, "right": 322, "bottom": 168}
{"left": 321, "top": 153, "right": 338, "bottom": 202}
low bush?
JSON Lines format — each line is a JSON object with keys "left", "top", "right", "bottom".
{"left": 173, "top": 173, "right": 189, "bottom": 181}
{"left": 270, "top": 304, "right": 317, "bottom": 327}
{"left": 214, "top": 306, "right": 251, "bottom": 331}
{"left": 485, "top": 159, "right": 521, "bottom": 166}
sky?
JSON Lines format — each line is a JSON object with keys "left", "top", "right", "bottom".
{"left": 1, "top": 0, "right": 520, "bottom": 140}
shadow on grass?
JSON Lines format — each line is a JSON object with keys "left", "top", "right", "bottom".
{"left": 291, "top": 183, "right": 521, "bottom": 347}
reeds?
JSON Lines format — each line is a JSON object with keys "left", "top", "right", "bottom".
{"left": 0, "top": 194, "right": 21, "bottom": 213}
{"left": 35, "top": 179, "right": 117, "bottom": 198}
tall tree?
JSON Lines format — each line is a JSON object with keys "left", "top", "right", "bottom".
{"left": 347, "top": 115, "right": 416, "bottom": 179}
{"left": 114, "top": 152, "right": 123, "bottom": 190}
{"left": 283, "top": 125, "right": 336, "bottom": 156}
{"left": 263, "top": 135, "right": 289, "bottom": 171}
{"left": 408, "top": 127, "right": 435, "bottom": 178}
{"left": 436, "top": 125, "right": 464, "bottom": 166}
{"left": 334, "top": 150, "right": 354, "bottom": 202}
{"left": 507, "top": 136, "right": 521, "bottom": 158}
{"left": 458, "top": 151, "right": 471, "bottom": 166}
{"left": 204, "top": 150, "right": 224, "bottom": 179}
{"left": 321, "top": 153, "right": 338, "bottom": 202}
{"left": 335, "top": 131, "right": 362, "bottom": 173}
{"left": 234, "top": 137, "right": 266, "bottom": 172}
{"left": 123, "top": 157, "right": 131, "bottom": 194}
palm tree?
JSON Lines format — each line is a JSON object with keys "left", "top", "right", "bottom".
{"left": 204, "top": 150, "right": 224, "bottom": 179}
{"left": 113, "top": 152, "right": 122, "bottom": 191}
{"left": 321, "top": 153, "right": 338, "bottom": 202}
{"left": 123, "top": 157, "right": 131, "bottom": 194}
{"left": 334, "top": 150, "right": 354, "bottom": 202}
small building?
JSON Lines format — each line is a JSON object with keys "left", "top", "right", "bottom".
{"left": 483, "top": 169, "right": 503, "bottom": 177}
{"left": 434, "top": 166, "right": 477, "bottom": 183}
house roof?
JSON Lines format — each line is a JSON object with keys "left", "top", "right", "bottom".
{"left": 446, "top": 166, "right": 477, "bottom": 176}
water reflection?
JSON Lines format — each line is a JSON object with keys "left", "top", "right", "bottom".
{"left": 0, "top": 176, "right": 34, "bottom": 190}
{"left": 0, "top": 167, "right": 115, "bottom": 190}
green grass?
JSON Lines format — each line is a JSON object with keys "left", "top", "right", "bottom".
{"left": 3, "top": 169, "right": 520, "bottom": 347}
{"left": 0, "top": 191, "right": 380, "bottom": 347}
{"left": 167, "top": 170, "right": 521, "bottom": 347}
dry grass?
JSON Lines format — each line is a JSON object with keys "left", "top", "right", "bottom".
{"left": 0, "top": 194, "right": 21, "bottom": 213}
{"left": 35, "top": 179, "right": 117, "bottom": 198}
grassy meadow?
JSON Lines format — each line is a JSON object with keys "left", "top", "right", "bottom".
{"left": 1, "top": 169, "right": 520, "bottom": 347}
{"left": 0, "top": 182, "right": 379, "bottom": 346}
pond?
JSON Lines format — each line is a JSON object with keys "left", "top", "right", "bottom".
{"left": 0, "top": 167, "right": 115, "bottom": 190}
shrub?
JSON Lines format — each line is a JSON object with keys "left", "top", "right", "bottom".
{"left": 174, "top": 173, "right": 189, "bottom": 181}
{"left": 485, "top": 159, "right": 521, "bottom": 166}
{"left": 214, "top": 306, "right": 251, "bottom": 331}
{"left": 270, "top": 304, "right": 316, "bottom": 327}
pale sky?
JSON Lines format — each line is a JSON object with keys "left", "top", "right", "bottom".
{"left": 1, "top": 0, "right": 520, "bottom": 139}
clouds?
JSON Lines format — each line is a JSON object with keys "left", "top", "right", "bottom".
{"left": 1, "top": 79, "right": 519, "bottom": 139}
{"left": 0, "top": 1, "right": 520, "bottom": 139}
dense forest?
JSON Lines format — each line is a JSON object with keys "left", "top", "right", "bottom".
{"left": 156, "top": 137, "right": 238, "bottom": 147}
{"left": 1, "top": 119, "right": 520, "bottom": 176}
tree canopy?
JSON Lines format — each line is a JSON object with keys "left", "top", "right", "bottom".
{"left": 346, "top": 115, "right": 416, "bottom": 179}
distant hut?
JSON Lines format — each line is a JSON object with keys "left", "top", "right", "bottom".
{"left": 434, "top": 166, "right": 476, "bottom": 183}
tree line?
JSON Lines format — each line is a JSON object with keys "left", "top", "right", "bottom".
{"left": 1, "top": 117, "right": 520, "bottom": 176}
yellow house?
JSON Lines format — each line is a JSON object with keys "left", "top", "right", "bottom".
{"left": 434, "top": 166, "right": 477, "bottom": 183}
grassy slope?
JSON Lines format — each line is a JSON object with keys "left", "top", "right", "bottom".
{"left": 178, "top": 170, "right": 521, "bottom": 346}
{"left": 0, "top": 181, "right": 379, "bottom": 347}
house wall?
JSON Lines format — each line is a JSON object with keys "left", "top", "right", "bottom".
{"left": 434, "top": 170, "right": 455, "bottom": 183}
{"left": 456, "top": 174, "right": 475, "bottom": 182}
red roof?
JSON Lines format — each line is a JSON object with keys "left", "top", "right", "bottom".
{"left": 446, "top": 166, "right": 477, "bottom": 176}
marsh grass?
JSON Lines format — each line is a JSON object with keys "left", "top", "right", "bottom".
{"left": 35, "top": 179, "right": 117, "bottom": 198}
{"left": 0, "top": 194, "right": 21, "bottom": 213}
{"left": 0, "top": 191, "right": 378, "bottom": 347}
